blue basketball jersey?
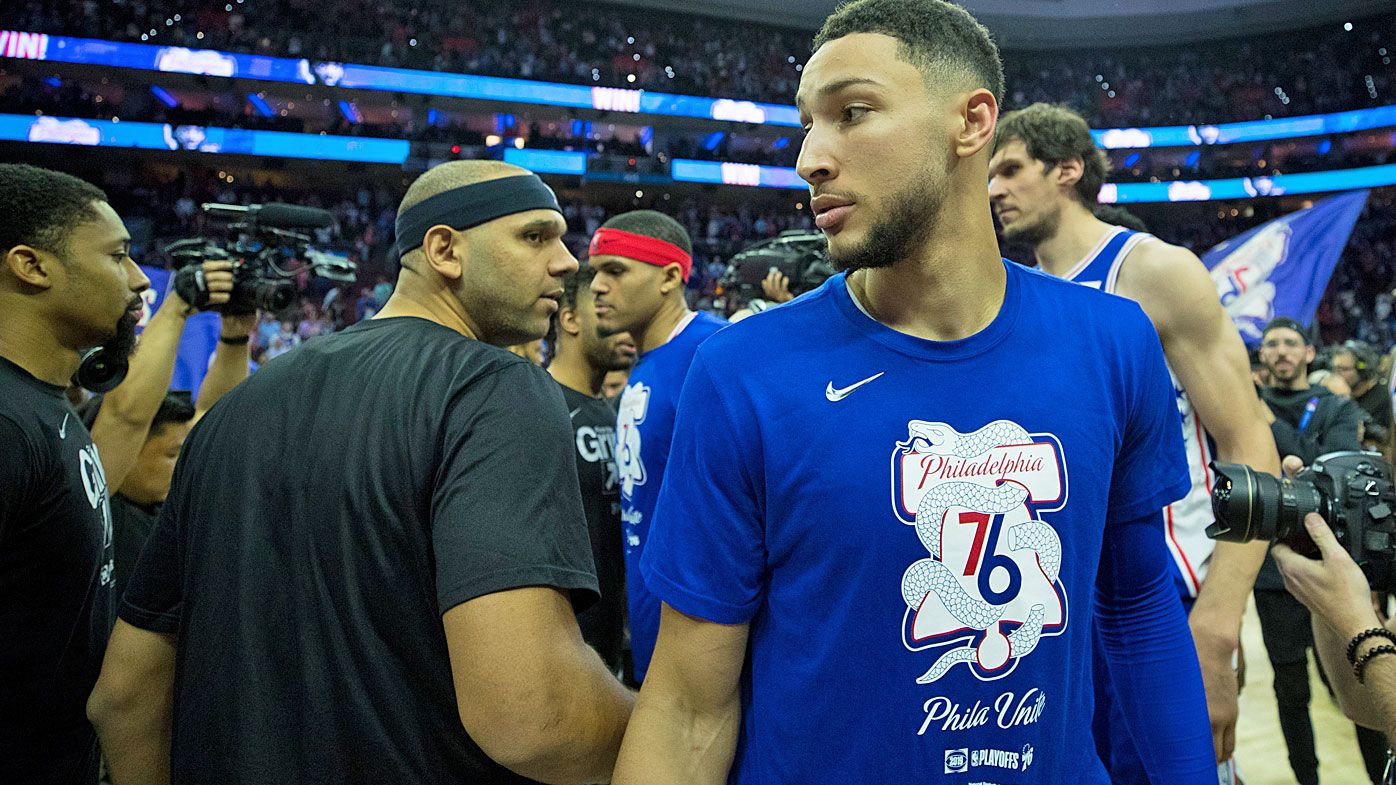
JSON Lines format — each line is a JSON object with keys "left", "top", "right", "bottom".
{"left": 1062, "top": 226, "right": 1218, "bottom": 599}
{"left": 642, "top": 262, "right": 1214, "bottom": 784}
{"left": 615, "top": 310, "right": 726, "bottom": 682}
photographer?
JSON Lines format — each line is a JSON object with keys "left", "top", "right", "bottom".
{"left": 83, "top": 266, "right": 255, "bottom": 599}
{"left": 0, "top": 164, "right": 150, "bottom": 784}
{"left": 1255, "top": 316, "right": 1385, "bottom": 784}
{"left": 1272, "top": 505, "right": 1395, "bottom": 781}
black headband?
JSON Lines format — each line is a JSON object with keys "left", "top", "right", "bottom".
{"left": 394, "top": 174, "right": 562, "bottom": 256}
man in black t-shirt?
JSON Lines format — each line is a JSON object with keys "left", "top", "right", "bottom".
{"left": 0, "top": 164, "right": 151, "bottom": 784}
{"left": 1254, "top": 317, "right": 1384, "bottom": 785}
{"left": 90, "top": 161, "right": 634, "bottom": 785}
{"left": 547, "top": 266, "right": 637, "bottom": 674}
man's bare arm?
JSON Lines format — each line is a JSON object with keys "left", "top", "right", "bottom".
{"left": 613, "top": 604, "right": 748, "bottom": 785}
{"left": 1275, "top": 513, "right": 1396, "bottom": 740}
{"left": 1117, "top": 240, "right": 1279, "bottom": 761}
{"left": 445, "top": 586, "right": 633, "bottom": 784}
{"left": 91, "top": 262, "right": 232, "bottom": 489}
{"left": 193, "top": 312, "right": 255, "bottom": 422}
{"left": 88, "top": 621, "right": 177, "bottom": 785}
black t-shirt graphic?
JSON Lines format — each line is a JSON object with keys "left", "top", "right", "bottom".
{"left": 121, "top": 317, "right": 597, "bottom": 785}
{"left": 0, "top": 355, "right": 115, "bottom": 785}
{"left": 559, "top": 384, "right": 626, "bottom": 673}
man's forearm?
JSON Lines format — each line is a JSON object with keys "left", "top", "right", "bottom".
{"left": 552, "top": 652, "right": 635, "bottom": 784}
{"left": 91, "top": 701, "right": 171, "bottom": 785}
{"left": 1311, "top": 614, "right": 1396, "bottom": 738}
{"left": 195, "top": 320, "right": 253, "bottom": 418}
{"left": 612, "top": 686, "right": 740, "bottom": 785}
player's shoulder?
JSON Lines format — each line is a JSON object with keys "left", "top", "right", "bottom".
{"left": 1121, "top": 234, "right": 1207, "bottom": 281}
{"left": 1019, "top": 258, "right": 1152, "bottom": 322}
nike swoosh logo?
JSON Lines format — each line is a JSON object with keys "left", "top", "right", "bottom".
{"left": 825, "top": 372, "right": 885, "bottom": 402}
{"left": 59, "top": 413, "right": 69, "bottom": 440}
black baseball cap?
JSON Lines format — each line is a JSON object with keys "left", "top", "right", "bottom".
{"left": 1261, "top": 317, "right": 1310, "bottom": 345}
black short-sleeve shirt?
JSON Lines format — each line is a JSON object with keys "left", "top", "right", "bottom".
{"left": 0, "top": 355, "right": 115, "bottom": 785}
{"left": 121, "top": 317, "right": 597, "bottom": 784}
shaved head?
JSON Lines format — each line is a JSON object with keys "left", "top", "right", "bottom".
{"left": 399, "top": 160, "right": 529, "bottom": 215}
{"left": 397, "top": 160, "right": 533, "bottom": 268}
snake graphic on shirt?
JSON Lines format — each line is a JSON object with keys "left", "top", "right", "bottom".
{"left": 896, "top": 420, "right": 1065, "bottom": 684}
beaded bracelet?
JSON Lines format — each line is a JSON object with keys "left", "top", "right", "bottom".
{"left": 1354, "top": 644, "right": 1396, "bottom": 685}
{"left": 1346, "top": 628, "right": 1396, "bottom": 665}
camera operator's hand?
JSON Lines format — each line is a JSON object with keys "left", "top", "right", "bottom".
{"left": 1272, "top": 513, "right": 1382, "bottom": 639}
{"left": 761, "top": 268, "right": 794, "bottom": 304}
{"left": 170, "top": 260, "right": 235, "bottom": 314}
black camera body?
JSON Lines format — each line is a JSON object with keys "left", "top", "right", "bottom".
{"left": 721, "top": 230, "right": 837, "bottom": 301}
{"left": 164, "top": 203, "right": 355, "bottom": 315}
{"left": 1209, "top": 452, "right": 1396, "bottom": 591}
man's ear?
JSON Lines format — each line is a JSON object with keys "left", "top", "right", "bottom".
{"left": 659, "top": 263, "right": 686, "bottom": 296}
{"left": 3, "top": 245, "right": 59, "bottom": 290}
{"left": 1054, "top": 156, "right": 1085, "bottom": 191}
{"left": 1305, "top": 344, "right": 1317, "bottom": 366}
{"left": 558, "top": 306, "right": 582, "bottom": 338}
{"left": 955, "top": 88, "right": 998, "bottom": 159}
{"left": 420, "top": 225, "right": 464, "bottom": 280}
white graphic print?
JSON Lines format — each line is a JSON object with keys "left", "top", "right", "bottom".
{"left": 616, "top": 382, "right": 651, "bottom": 499}
{"left": 825, "top": 371, "right": 884, "bottom": 402}
{"left": 79, "top": 442, "right": 115, "bottom": 586}
{"left": 892, "top": 420, "right": 1068, "bottom": 683}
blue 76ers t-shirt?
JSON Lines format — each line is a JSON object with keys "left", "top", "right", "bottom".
{"left": 616, "top": 310, "right": 726, "bottom": 682}
{"left": 642, "top": 262, "right": 1204, "bottom": 783}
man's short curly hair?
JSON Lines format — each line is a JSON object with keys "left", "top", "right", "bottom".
{"left": 812, "top": 0, "right": 1004, "bottom": 104}
{"left": 994, "top": 103, "right": 1110, "bottom": 206}
{"left": 599, "top": 210, "right": 692, "bottom": 255}
{"left": 0, "top": 164, "right": 107, "bottom": 258}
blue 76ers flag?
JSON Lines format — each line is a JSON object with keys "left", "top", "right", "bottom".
{"left": 134, "top": 264, "right": 222, "bottom": 400}
{"left": 1203, "top": 189, "right": 1369, "bottom": 346}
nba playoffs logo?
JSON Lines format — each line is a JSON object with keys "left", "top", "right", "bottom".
{"left": 1209, "top": 221, "right": 1293, "bottom": 344}
{"left": 616, "top": 382, "right": 651, "bottom": 499}
{"left": 891, "top": 420, "right": 1069, "bottom": 684}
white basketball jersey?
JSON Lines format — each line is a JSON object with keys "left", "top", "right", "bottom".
{"left": 1066, "top": 226, "right": 1215, "bottom": 597}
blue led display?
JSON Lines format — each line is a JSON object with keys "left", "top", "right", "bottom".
{"left": 503, "top": 147, "right": 587, "bottom": 175}
{"left": 4, "top": 29, "right": 1385, "bottom": 144}
{"left": 0, "top": 113, "right": 408, "bottom": 163}
{"left": 670, "top": 158, "right": 805, "bottom": 189}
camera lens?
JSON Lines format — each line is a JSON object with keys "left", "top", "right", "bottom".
{"left": 1208, "top": 461, "right": 1326, "bottom": 543}
{"left": 254, "top": 282, "right": 295, "bottom": 312}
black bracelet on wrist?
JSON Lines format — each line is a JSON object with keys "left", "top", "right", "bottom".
{"left": 1346, "top": 628, "right": 1396, "bottom": 665}
{"left": 218, "top": 335, "right": 251, "bottom": 346}
{"left": 1353, "top": 644, "right": 1396, "bottom": 684}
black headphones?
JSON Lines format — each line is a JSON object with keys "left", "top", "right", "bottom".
{"left": 73, "top": 347, "right": 129, "bottom": 393}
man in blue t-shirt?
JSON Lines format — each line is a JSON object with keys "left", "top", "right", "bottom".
{"left": 611, "top": 1, "right": 1216, "bottom": 783}
{"left": 589, "top": 210, "right": 726, "bottom": 683}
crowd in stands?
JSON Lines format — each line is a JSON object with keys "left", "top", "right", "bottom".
{"left": 80, "top": 159, "right": 1394, "bottom": 364}
{"left": 7, "top": 0, "right": 1394, "bottom": 126}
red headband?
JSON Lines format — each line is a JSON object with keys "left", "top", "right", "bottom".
{"left": 588, "top": 228, "right": 692, "bottom": 281}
